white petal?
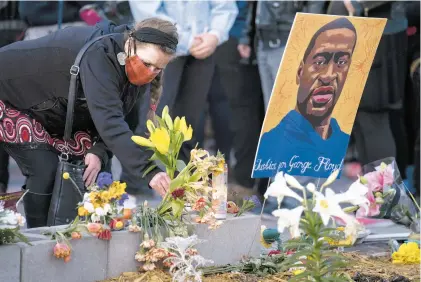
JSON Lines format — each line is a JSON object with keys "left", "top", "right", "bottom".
{"left": 319, "top": 211, "right": 331, "bottom": 226}
{"left": 306, "top": 183, "right": 316, "bottom": 193}
{"left": 95, "top": 207, "right": 105, "bottom": 216}
{"left": 321, "top": 169, "right": 340, "bottom": 188}
{"left": 284, "top": 173, "right": 304, "bottom": 190}
{"left": 84, "top": 202, "right": 95, "bottom": 213}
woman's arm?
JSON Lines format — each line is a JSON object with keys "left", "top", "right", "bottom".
{"left": 86, "top": 140, "right": 113, "bottom": 168}
{"left": 79, "top": 44, "right": 162, "bottom": 189}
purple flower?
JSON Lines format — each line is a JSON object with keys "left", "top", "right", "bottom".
{"left": 118, "top": 193, "right": 129, "bottom": 206}
{"left": 97, "top": 172, "right": 113, "bottom": 188}
{"left": 244, "top": 195, "right": 262, "bottom": 208}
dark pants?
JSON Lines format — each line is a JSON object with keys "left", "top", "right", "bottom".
{"left": 196, "top": 62, "right": 233, "bottom": 160}
{"left": 1, "top": 144, "right": 58, "bottom": 228}
{"left": 213, "top": 37, "right": 266, "bottom": 190}
{"left": 0, "top": 146, "right": 9, "bottom": 192}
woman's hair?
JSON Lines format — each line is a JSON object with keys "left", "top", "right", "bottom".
{"left": 131, "top": 18, "right": 178, "bottom": 123}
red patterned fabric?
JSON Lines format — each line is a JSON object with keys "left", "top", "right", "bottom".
{"left": 0, "top": 100, "right": 92, "bottom": 156}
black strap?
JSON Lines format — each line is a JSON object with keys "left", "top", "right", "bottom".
{"left": 64, "top": 34, "right": 116, "bottom": 141}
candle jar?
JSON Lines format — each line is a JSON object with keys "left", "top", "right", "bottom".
{"left": 212, "top": 164, "right": 228, "bottom": 220}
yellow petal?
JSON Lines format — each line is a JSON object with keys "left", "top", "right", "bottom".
{"left": 131, "top": 136, "right": 154, "bottom": 148}
{"left": 146, "top": 120, "right": 156, "bottom": 135}
{"left": 150, "top": 128, "right": 170, "bottom": 155}
{"left": 164, "top": 114, "right": 173, "bottom": 130}
{"left": 184, "top": 125, "right": 193, "bottom": 141}
{"left": 162, "top": 105, "right": 169, "bottom": 119}
{"left": 174, "top": 117, "right": 180, "bottom": 131}
{"left": 179, "top": 117, "right": 188, "bottom": 135}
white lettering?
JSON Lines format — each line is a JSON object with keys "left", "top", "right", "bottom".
{"left": 288, "top": 155, "right": 312, "bottom": 173}
{"left": 254, "top": 159, "right": 278, "bottom": 171}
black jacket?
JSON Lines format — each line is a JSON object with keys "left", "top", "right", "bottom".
{"left": 0, "top": 20, "right": 162, "bottom": 191}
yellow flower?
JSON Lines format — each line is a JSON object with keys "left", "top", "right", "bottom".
{"left": 78, "top": 206, "right": 88, "bottom": 217}
{"left": 100, "top": 191, "right": 111, "bottom": 202}
{"left": 174, "top": 116, "right": 180, "bottom": 131}
{"left": 132, "top": 135, "right": 154, "bottom": 148}
{"left": 150, "top": 128, "right": 170, "bottom": 155}
{"left": 164, "top": 114, "right": 173, "bottom": 130}
{"left": 146, "top": 120, "right": 156, "bottom": 135}
{"left": 162, "top": 105, "right": 169, "bottom": 120}
{"left": 392, "top": 242, "right": 420, "bottom": 264}
{"left": 62, "top": 172, "right": 70, "bottom": 180}
{"left": 184, "top": 125, "right": 193, "bottom": 141}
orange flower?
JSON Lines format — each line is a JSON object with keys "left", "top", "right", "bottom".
{"left": 63, "top": 256, "right": 71, "bottom": 263}
{"left": 193, "top": 197, "right": 206, "bottom": 211}
{"left": 123, "top": 208, "right": 132, "bottom": 219}
{"left": 71, "top": 232, "right": 82, "bottom": 240}
{"left": 53, "top": 243, "right": 71, "bottom": 259}
{"left": 87, "top": 223, "right": 102, "bottom": 235}
{"left": 227, "top": 201, "right": 239, "bottom": 214}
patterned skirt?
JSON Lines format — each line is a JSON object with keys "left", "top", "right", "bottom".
{"left": 0, "top": 100, "right": 92, "bottom": 156}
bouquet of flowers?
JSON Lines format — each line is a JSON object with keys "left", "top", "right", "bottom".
{"left": 0, "top": 200, "right": 29, "bottom": 245}
{"left": 358, "top": 157, "right": 419, "bottom": 226}
{"left": 75, "top": 172, "right": 133, "bottom": 232}
{"left": 132, "top": 106, "right": 227, "bottom": 228}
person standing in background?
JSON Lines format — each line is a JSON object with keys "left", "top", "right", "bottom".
{"left": 328, "top": 1, "right": 409, "bottom": 177}
{"left": 128, "top": 1, "right": 237, "bottom": 166}
{"left": 238, "top": 1, "right": 326, "bottom": 110}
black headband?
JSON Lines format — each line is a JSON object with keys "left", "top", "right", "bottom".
{"left": 130, "top": 27, "right": 178, "bottom": 52}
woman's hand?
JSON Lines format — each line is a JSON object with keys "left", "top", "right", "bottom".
{"left": 83, "top": 153, "right": 101, "bottom": 186}
{"left": 149, "top": 172, "right": 171, "bottom": 197}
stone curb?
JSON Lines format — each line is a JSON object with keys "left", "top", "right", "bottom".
{"left": 0, "top": 214, "right": 261, "bottom": 281}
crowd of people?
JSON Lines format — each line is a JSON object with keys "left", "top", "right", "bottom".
{"left": 0, "top": 1, "right": 419, "bottom": 227}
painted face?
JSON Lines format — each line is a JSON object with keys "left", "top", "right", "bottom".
{"left": 296, "top": 28, "right": 356, "bottom": 121}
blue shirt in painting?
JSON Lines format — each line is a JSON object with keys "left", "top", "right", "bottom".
{"left": 252, "top": 110, "right": 350, "bottom": 178}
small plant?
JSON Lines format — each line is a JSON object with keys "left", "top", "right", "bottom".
{"left": 160, "top": 235, "right": 213, "bottom": 282}
{"left": 266, "top": 170, "right": 369, "bottom": 281}
{"left": 0, "top": 200, "right": 29, "bottom": 245}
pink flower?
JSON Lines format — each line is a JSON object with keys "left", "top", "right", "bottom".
{"left": 382, "top": 165, "right": 394, "bottom": 187}
{"left": 365, "top": 171, "right": 383, "bottom": 192}
{"left": 356, "top": 202, "right": 381, "bottom": 217}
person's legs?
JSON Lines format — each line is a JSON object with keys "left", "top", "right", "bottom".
{"left": 207, "top": 66, "right": 232, "bottom": 160}
{"left": 3, "top": 144, "right": 58, "bottom": 228}
{"left": 353, "top": 111, "right": 397, "bottom": 166}
{"left": 256, "top": 41, "right": 285, "bottom": 109}
{"left": 0, "top": 145, "right": 9, "bottom": 193}
{"left": 172, "top": 55, "right": 216, "bottom": 163}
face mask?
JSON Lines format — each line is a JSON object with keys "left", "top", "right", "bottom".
{"left": 125, "top": 55, "right": 158, "bottom": 86}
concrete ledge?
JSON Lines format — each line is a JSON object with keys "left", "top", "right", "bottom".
{"left": 0, "top": 213, "right": 261, "bottom": 281}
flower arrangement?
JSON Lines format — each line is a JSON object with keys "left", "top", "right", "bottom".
{"left": 160, "top": 235, "right": 213, "bottom": 282}
{"left": 358, "top": 159, "right": 420, "bottom": 226}
{"left": 265, "top": 170, "right": 369, "bottom": 281}
{"left": 132, "top": 106, "right": 227, "bottom": 228}
{"left": 0, "top": 200, "right": 29, "bottom": 245}
{"left": 49, "top": 172, "right": 133, "bottom": 262}
{"left": 75, "top": 172, "right": 132, "bottom": 233}
{"left": 391, "top": 242, "right": 420, "bottom": 264}
{"left": 135, "top": 234, "right": 172, "bottom": 271}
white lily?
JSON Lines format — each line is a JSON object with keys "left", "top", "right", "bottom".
{"left": 334, "top": 179, "right": 370, "bottom": 215}
{"left": 84, "top": 202, "right": 95, "bottom": 213}
{"left": 321, "top": 169, "right": 340, "bottom": 189}
{"left": 313, "top": 188, "right": 348, "bottom": 226}
{"left": 306, "top": 183, "right": 316, "bottom": 193}
{"left": 284, "top": 174, "right": 304, "bottom": 191}
{"left": 272, "top": 206, "right": 304, "bottom": 238}
{"left": 264, "top": 172, "right": 303, "bottom": 207}
{"left": 103, "top": 203, "right": 111, "bottom": 214}
{"left": 91, "top": 213, "right": 100, "bottom": 222}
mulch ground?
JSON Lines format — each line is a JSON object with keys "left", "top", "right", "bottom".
{"left": 100, "top": 253, "right": 420, "bottom": 282}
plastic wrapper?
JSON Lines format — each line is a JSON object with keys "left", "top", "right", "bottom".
{"left": 357, "top": 157, "right": 418, "bottom": 227}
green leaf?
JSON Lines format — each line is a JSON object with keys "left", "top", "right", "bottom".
{"left": 176, "top": 160, "right": 187, "bottom": 172}
{"left": 171, "top": 199, "right": 184, "bottom": 219}
{"left": 142, "top": 164, "right": 157, "bottom": 178}
{"left": 170, "top": 174, "right": 186, "bottom": 191}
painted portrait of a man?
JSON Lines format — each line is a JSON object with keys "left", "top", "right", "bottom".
{"left": 253, "top": 17, "right": 359, "bottom": 178}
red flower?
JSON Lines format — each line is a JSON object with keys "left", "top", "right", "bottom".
{"left": 193, "top": 197, "right": 206, "bottom": 211}
{"left": 171, "top": 188, "right": 185, "bottom": 199}
{"left": 268, "top": 250, "right": 281, "bottom": 256}
{"left": 97, "top": 229, "right": 112, "bottom": 240}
